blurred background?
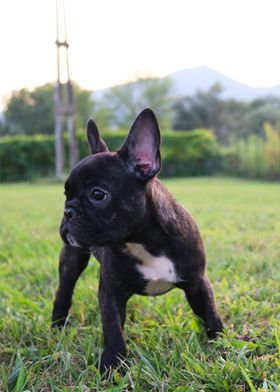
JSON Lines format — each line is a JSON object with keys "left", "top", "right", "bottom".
{"left": 1, "top": 0, "right": 280, "bottom": 182}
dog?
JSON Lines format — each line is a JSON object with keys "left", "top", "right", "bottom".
{"left": 52, "top": 108, "right": 223, "bottom": 373}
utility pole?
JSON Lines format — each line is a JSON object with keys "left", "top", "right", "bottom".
{"left": 55, "top": 0, "right": 78, "bottom": 179}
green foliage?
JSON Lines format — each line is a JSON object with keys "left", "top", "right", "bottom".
{"left": 0, "top": 178, "right": 279, "bottom": 390}
{"left": 245, "top": 97, "right": 280, "bottom": 135}
{"left": 0, "top": 116, "right": 9, "bottom": 136}
{"left": 0, "top": 129, "right": 221, "bottom": 182}
{"left": 0, "top": 134, "right": 55, "bottom": 182}
{"left": 159, "top": 130, "right": 221, "bottom": 177}
{"left": 1, "top": 122, "right": 279, "bottom": 182}
{"left": 4, "top": 78, "right": 280, "bottom": 149}
{"left": 172, "top": 84, "right": 248, "bottom": 144}
{"left": 172, "top": 85, "right": 280, "bottom": 144}
{"left": 173, "top": 83, "right": 224, "bottom": 131}
{"left": 2, "top": 83, "right": 94, "bottom": 135}
{"left": 4, "top": 84, "right": 55, "bottom": 135}
{"left": 223, "top": 123, "right": 280, "bottom": 180}
{"left": 94, "top": 75, "right": 173, "bottom": 129}
{"left": 73, "top": 83, "right": 95, "bottom": 131}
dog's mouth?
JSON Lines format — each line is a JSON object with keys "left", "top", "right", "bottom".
{"left": 60, "top": 218, "right": 99, "bottom": 251}
{"left": 60, "top": 218, "right": 81, "bottom": 247}
{"left": 66, "top": 233, "right": 82, "bottom": 248}
{"left": 65, "top": 234, "right": 98, "bottom": 254}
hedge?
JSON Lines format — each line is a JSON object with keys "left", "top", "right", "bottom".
{"left": 221, "top": 124, "right": 280, "bottom": 180}
{"left": 0, "top": 129, "right": 222, "bottom": 182}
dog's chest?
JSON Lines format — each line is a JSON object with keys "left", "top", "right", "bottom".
{"left": 125, "top": 243, "right": 178, "bottom": 295}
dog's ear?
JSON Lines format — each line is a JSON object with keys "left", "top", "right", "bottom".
{"left": 118, "top": 108, "right": 161, "bottom": 182}
{"left": 86, "top": 119, "right": 109, "bottom": 154}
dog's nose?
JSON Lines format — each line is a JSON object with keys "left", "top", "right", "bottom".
{"left": 64, "top": 207, "right": 77, "bottom": 221}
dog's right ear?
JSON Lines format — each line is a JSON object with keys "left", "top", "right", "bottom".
{"left": 86, "top": 119, "right": 109, "bottom": 154}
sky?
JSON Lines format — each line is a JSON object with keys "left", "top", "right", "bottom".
{"left": 1, "top": 0, "right": 280, "bottom": 110}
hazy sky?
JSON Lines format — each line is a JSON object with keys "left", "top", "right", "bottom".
{"left": 1, "top": 0, "right": 280, "bottom": 109}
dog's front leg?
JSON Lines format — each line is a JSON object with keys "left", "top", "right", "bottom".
{"left": 182, "top": 275, "right": 223, "bottom": 339}
{"left": 52, "top": 244, "right": 90, "bottom": 327}
{"left": 98, "top": 279, "right": 129, "bottom": 373}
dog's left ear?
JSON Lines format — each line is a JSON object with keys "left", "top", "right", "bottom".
{"left": 87, "top": 119, "right": 109, "bottom": 154}
{"left": 118, "top": 108, "right": 161, "bottom": 182}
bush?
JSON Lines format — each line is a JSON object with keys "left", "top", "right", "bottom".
{"left": 159, "top": 130, "right": 221, "bottom": 177}
{"left": 0, "top": 134, "right": 55, "bottom": 182}
{"left": 0, "top": 129, "right": 221, "bottom": 182}
{"left": 222, "top": 123, "right": 280, "bottom": 180}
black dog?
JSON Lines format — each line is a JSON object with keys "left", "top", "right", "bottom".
{"left": 52, "top": 108, "right": 223, "bottom": 373}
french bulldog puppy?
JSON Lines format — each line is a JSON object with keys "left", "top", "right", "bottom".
{"left": 52, "top": 108, "right": 223, "bottom": 373}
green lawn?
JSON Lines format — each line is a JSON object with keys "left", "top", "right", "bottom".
{"left": 0, "top": 178, "right": 279, "bottom": 391}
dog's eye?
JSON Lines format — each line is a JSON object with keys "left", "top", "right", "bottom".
{"left": 91, "top": 189, "right": 107, "bottom": 201}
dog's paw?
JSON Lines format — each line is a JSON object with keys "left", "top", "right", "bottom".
{"left": 206, "top": 316, "right": 224, "bottom": 339}
{"left": 51, "top": 314, "right": 69, "bottom": 329}
{"left": 99, "top": 349, "right": 126, "bottom": 375}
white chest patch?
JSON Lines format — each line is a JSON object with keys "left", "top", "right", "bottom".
{"left": 125, "top": 243, "right": 179, "bottom": 295}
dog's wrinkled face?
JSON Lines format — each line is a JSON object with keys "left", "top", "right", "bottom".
{"left": 60, "top": 153, "right": 149, "bottom": 248}
{"left": 60, "top": 109, "right": 161, "bottom": 249}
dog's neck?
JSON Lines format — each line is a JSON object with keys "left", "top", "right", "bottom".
{"left": 123, "top": 178, "right": 195, "bottom": 253}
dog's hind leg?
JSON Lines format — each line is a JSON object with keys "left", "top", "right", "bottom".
{"left": 181, "top": 276, "right": 223, "bottom": 339}
{"left": 52, "top": 244, "right": 90, "bottom": 327}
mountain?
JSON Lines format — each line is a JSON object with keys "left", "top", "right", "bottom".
{"left": 168, "top": 66, "right": 280, "bottom": 101}
{"left": 93, "top": 66, "right": 280, "bottom": 102}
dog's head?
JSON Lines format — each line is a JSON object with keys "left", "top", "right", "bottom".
{"left": 60, "top": 108, "right": 161, "bottom": 249}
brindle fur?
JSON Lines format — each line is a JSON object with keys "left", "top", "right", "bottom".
{"left": 52, "top": 109, "right": 223, "bottom": 373}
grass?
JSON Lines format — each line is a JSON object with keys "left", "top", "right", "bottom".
{"left": 0, "top": 177, "right": 279, "bottom": 391}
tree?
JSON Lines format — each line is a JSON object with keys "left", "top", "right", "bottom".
{"left": 2, "top": 83, "right": 94, "bottom": 135}
{"left": 92, "top": 102, "right": 115, "bottom": 130}
{"left": 4, "top": 84, "right": 54, "bottom": 135}
{"left": 173, "top": 83, "right": 223, "bottom": 130}
{"left": 73, "top": 83, "right": 95, "bottom": 130}
{"left": 0, "top": 114, "right": 9, "bottom": 136}
{"left": 244, "top": 97, "right": 280, "bottom": 136}
{"left": 172, "top": 84, "right": 248, "bottom": 143}
{"left": 218, "top": 99, "right": 248, "bottom": 142}
{"left": 95, "top": 76, "right": 173, "bottom": 129}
